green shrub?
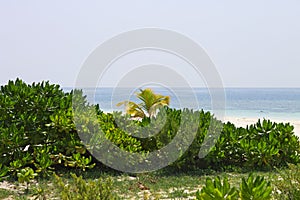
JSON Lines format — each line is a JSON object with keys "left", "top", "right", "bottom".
{"left": 240, "top": 173, "right": 272, "bottom": 200}
{"left": 109, "top": 107, "right": 219, "bottom": 170}
{"left": 134, "top": 108, "right": 300, "bottom": 170}
{"left": 171, "top": 109, "right": 222, "bottom": 169}
{"left": 206, "top": 119, "right": 300, "bottom": 170}
{"left": 95, "top": 107, "right": 300, "bottom": 171}
{"left": 196, "top": 174, "right": 271, "bottom": 200}
{"left": 17, "top": 167, "right": 38, "bottom": 193}
{"left": 241, "top": 119, "right": 300, "bottom": 169}
{"left": 0, "top": 163, "right": 9, "bottom": 180}
{"left": 1, "top": 79, "right": 300, "bottom": 177}
{"left": 196, "top": 176, "right": 239, "bottom": 200}
{"left": 96, "top": 110, "right": 143, "bottom": 153}
{"left": 204, "top": 122, "right": 246, "bottom": 168}
{"left": 54, "top": 173, "right": 118, "bottom": 200}
{"left": 0, "top": 79, "right": 94, "bottom": 178}
{"left": 0, "top": 79, "right": 144, "bottom": 179}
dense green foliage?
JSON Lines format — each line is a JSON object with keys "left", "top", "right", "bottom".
{"left": 205, "top": 119, "right": 300, "bottom": 170}
{"left": 240, "top": 173, "right": 272, "bottom": 200}
{"left": 0, "top": 79, "right": 142, "bottom": 179}
{"left": 0, "top": 79, "right": 97, "bottom": 179}
{"left": 196, "top": 176, "right": 239, "bottom": 200}
{"left": 0, "top": 79, "right": 300, "bottom": 182}
{"left": 126, "top": 106, "right": 300, "bottom": 170}
{"left": 196, "top": 174, "right": 272, "bottom": 200}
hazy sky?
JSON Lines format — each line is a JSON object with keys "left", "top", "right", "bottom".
{"left": 1, "top": 1, "right": 300, "bottom": 88}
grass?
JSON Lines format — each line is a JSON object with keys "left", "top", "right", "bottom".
{"left": 0, "top": 188, "right": 14, "bottom": 199}
{"left": 1, "top": 165, "right": 299, "bottom": 200}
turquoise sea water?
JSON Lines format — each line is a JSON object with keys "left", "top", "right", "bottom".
{"left": 65, "top": 88, "right": 300, "bottom": 120}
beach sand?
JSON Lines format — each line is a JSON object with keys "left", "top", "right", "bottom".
{"left": 223, "top": 117, "right": 300, "bottom": 138}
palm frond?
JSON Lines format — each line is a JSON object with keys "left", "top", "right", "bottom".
{"left": 117, "top": 88, "right": 170, "bottom": 118}
{"left": 117, "top": 100, "right": 145, "bottom": 118}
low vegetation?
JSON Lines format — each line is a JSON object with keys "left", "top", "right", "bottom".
{"left": 0, "top": 79, "right": 300, "bottom": 199}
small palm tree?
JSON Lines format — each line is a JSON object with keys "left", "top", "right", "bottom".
{"left": 117, "top": 88, "right": 170, "bottom": 118}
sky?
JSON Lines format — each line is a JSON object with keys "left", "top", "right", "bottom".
{"left": 0, "top": 0, "right": 300, "bottom": 88}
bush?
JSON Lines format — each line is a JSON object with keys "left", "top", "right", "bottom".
{"left": 196, "top": 176, "right": 239, "bottom": 200}
{"left": 0, "top": 79, "right": 143, "bottom": 179}
{"left": 241, "top": 120, "right": 300, "bottom": 169}
{"left": 1, "top": 79, "right": 300, "bottom": 178}
{"left": 54, "top": 173, "right": 118, "bottom": 200}
{"left": 0, "top": 79, "right": 94, "bottom": 178}
{"left": 113, "top": 107, "right": 222, "bottom": 170}
{"left": 196, "top": 174, "right": 272, "bottom": 200}
{"left": 205, "top": 119, "right": 300, "bottom": 170}
{"left": 240, "top": 173, "right": 272, "bottom": 200}
{"left": 96, "top": 109, "right": 143, "bottom": 153}
{"left": 138, "top": 108, "right": 300, "bottom": 170}
{"left": 126, "top": 107, "right": 300, "bottom": 170}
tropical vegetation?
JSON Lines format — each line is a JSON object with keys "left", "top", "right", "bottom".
{"left": 116, "top": 88, "right": 170, "bottom": 118}
{"left": 0, "top": 79, "right": 300, "bottom": 199}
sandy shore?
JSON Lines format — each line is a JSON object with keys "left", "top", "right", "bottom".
{"left": 223, "top": 117, "right": 300, "bottom": 138}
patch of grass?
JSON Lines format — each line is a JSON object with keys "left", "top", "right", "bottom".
{"left": 272, "top": 164, "right": 300, "bottom": 200}
{"left": 1, "top": 166, "right": 299, "bottom": 199}
{"left": 0, "top": 188, "right": 14, "bottom": 199}
{"left": 168, "top": 188, "right": 191, "bottom": 199}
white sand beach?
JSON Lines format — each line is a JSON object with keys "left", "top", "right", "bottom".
{"left": 224, "top": 117, "right": 300, "bottom": 138}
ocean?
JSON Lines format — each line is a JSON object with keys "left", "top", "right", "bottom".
{"left": 65, "top": 88, "right": 300, "bottom": 120}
